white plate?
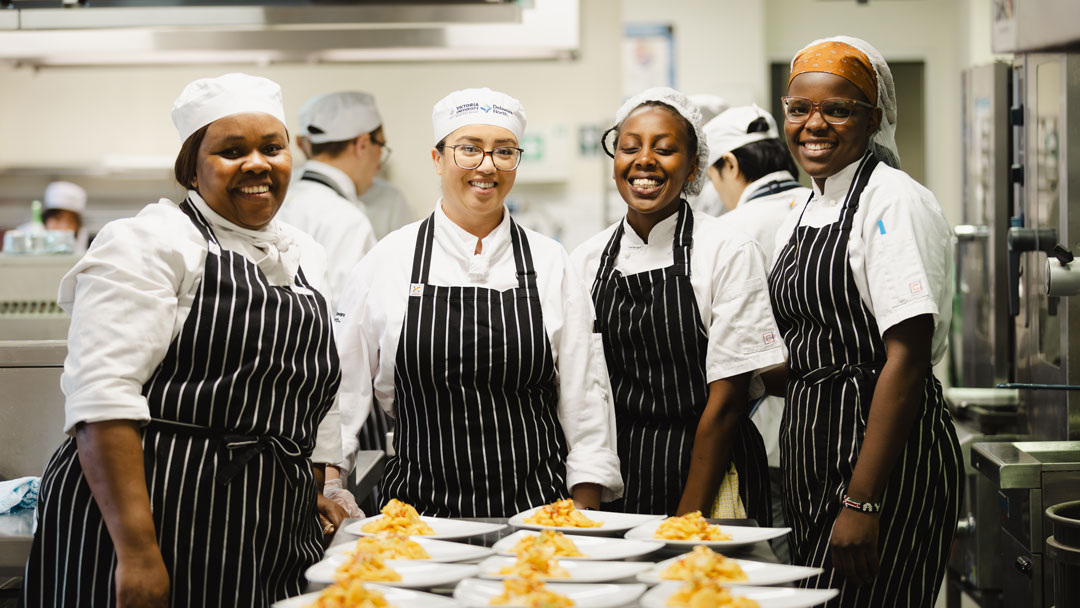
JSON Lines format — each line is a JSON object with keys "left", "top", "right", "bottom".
{"left": 273, "top": 583, "right": 460, "bottom": 607}
{"left": 305, "top": 555, "right": 479, "bottom": 589}
{"left": 637, "top": 554, "right": 823, "bottom": 585}
{"left": 508, "top": 507, "right": 663, "bottom": 535}
{"left": 493, "top": 530, "right": 664, "bottom": 561}
{"left": 641, "top": 582, "right": 838, "bottom": 608}
{"left": 343, "top": 516, "right": 506, "bottom": 540}
{"left": 477, "top": 556, "right": 652, "bottom": 583}
{"left": 326, "top": 536, "right": 494, "bottom": 563}
{"left": 624, "top": 520, "right": 790, "bottom": 549}
{"left": 453, "top": 578, "right": 646, "bottom": 608}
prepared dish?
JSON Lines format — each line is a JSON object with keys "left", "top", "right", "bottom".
{"left": 509, "top": 530, "right": 585, "bottom": 558}
{"left": 346, "top": 533, "right": 431, "bottom": 561}
{"left": 361, "top": 499, "right": 436, "bottom": 536}
{"left": 490, "top": 573, "right": 574, "bottom": 607}
{"left": 666, "top": 580, "right": 759, "bottom": 608}
{"left": 496, "top": 543, "right": 570, "bottom": 579}
{"left": 654, "top": 511, "right": 731, "bottom": 541}
{"left": 306, "top": 580, "right": 393, "bottom": 608}
{"left": 523, "top": 499, "right": 602, "bottom": 528}
{"left": 335, "top": 552, "right": 402, "bottom": 584}
{"left": 660, "top": 545, "right": 747, "bottom": 582}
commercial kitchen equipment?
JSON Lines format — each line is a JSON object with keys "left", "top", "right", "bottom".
{"left": 0, "top": 254, "right": 78, "bottom": 341}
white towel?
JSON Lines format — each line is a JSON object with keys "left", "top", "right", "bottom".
{"left": 0, "top": 476, "right": 40, "bottom": 513}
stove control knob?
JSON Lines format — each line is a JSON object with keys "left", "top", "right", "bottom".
{"left": 1014, "top": 556, "right": 1033, "bottom": 577}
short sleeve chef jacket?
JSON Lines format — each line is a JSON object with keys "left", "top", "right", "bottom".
{"left": 56, "top": 193, "right": 343, "bottom": 465}
{"left": 571, "top": 207, "right": 786, "bottom": 383}
{"left": 772, "top": 158, "right": 954, "bottom": 364}
{"left": 334, "top": 201, "right": 623, "bottom": 497}
{"left": 276, "top": 160, "right": 377, "bottom": 306}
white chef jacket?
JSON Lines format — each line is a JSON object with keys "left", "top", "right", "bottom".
{"left": 357, "top": 177, "right": 416, "bottom": 240}
{"left": 277, "top": 160, "right": 377, "bottom": 306}
{"left": 56, "top": 192, "right": 342, "bottom": 465}
{"left": 334, "top": 200, "right": 623, "bottom": 499}
{"left": 571, "top": 207, "right": 786, "bottom": 384}
{"left": 773, "top": 157, "right": 954, "bottom": 364}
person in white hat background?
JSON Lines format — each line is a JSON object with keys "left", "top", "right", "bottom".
{"left": 571, "top": 88, "right": 783, "bottom": 521}
{"left": 684, "top": 94, "right": 730, "bottom": 217}
{"left": 24, "top": 73, "right": 346, "bottom": 607}
{"left": 334, "top": 87, "right": 622, "bottom": 518}
{"left": 705, "top": 104, "right": 810, "bottom": 563}
{"left": 358, "top": 171, "right": 416, "bottom": 240}
{"left": 42, "top": 181, "right": 90, "bottom": 253}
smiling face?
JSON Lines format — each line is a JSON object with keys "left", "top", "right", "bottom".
{"left": 433, "top": 124, "right": 517, "bottom": 226}
{"left": 785, "top": 72, "right": 881, "bottom": 187}
{"left": 195, "top": 112, "right": 291, "bottom": 230}
{"left": 613, "top": 105, "right": 698, "bottom": 229}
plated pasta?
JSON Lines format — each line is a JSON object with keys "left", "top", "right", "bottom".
{"left": 524, "top": 499, "right": 603, "bottom": 528}
{"left": 361, "top": 499, "right": 436, "bottom": 536}
{"left": 660, "top": 546, "right": 747, "bottom": 582}
{"left": 346, "top": 533, "right": 431, "bottom": 561}
{"left": 490, "top": 572, "right": 574, "bottom": 607}
{"left": 654, "top": 511, "right": 732, "bottom": 541}
{"left": 306, "top": 580, "right": 393, "bottom": 608}
{"left": 509, "top": 530, "right": 585, "bottom": 558}
{"left": 496, "top": 543, "right": 570, "bottom": 579}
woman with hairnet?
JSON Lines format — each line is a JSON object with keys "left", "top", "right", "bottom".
{"left": 571, "top": 88, "right": 784, "bottom": 519}
{"left": 768, "top": 36, "right": 962, "bottom": 605}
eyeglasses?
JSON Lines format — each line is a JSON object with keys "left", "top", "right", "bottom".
{"left": 781, "top": 96, "right": 875, "bottom": 125}
{"left": 440, "top": 144, "right": 524, "bottom": 171}
{"left": 370, "top": 132, "right": 392, "bottom": 164}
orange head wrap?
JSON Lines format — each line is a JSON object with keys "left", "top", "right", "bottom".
{"left": 788, "top": 41, "right": 877, "bottom": 106}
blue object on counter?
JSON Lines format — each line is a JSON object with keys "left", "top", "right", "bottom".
{"left": 0, "top": 476, "right": 40, "bottom": 513}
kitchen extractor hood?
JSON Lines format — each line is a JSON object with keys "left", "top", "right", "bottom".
{"left": 0, "top": 0, "right": 580, "bottom": 66}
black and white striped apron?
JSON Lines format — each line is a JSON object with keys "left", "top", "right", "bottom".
{"left": 24, "top": 201, "right": 341, "bottom": 607}
{"left": 591, "top": 201, "right": 770, "bottom": 519}
{"left": 379, "top": 214, "right": 568, "bottom": 518}
{"left": 768, "top": 153, "right": 963, "bottom": 606}
{"left": 302, "top": 168, "right": 393, "bottom": 462}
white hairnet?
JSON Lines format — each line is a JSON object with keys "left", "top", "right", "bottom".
{"left": 791, "top": 35, "right": 900, "bottom": 169}
{"left": 613, "top": 87, "right": 708, "bottom": 196}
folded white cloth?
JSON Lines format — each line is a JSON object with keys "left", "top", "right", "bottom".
{"left": 0, "top": 476, "right": 40, "bottom": 513}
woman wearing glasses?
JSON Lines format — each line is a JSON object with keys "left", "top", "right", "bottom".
{"left": 334, "top": 88, "right": 622, "bottom": 518}
{"left": 768, "top": 37, "right": 962, "bottom": 606}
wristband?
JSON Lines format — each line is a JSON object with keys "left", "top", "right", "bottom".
{"left": 841, "top": 495, "right": 882, "bottom": 514}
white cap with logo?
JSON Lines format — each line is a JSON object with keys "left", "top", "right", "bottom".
{"left": 299, "top": 91, "right": 382, "bottom": 144}
{"left": 431, "top": 87, "right": 526, "bottom": 145}
{"left": 171, "top": 73, "right": 287, "bottom": 143}
{"left": 44, "top": 181, "right": 87, "bottom": 214}
{"left": 704, "top": 104, "right": 779, "bottom": 168}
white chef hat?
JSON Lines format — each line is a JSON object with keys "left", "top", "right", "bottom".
{"left": 299, "top": 91, "right": 382, "bottom": 144}
{"left": 689, "top": 94, "right": 730, "bottom": 124}
{"left": 171, "top": 73, "right": 287, "bottom": 143}
{"left": 43, "top": 181, "right": 87, "bottom": 214}
{"left": 704, "top": 104, "right": 779, "bottom": 168}
{"left": 431, "top": 87, "right": 526, "bottom": 145}
{"left": 614, "top": 87, "right": 709, "bottom": 196}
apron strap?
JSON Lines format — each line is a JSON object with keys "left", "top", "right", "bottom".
{"left": 409, "top": 214, "right": 437, "bottom": 284}
{"left": 300, "top": 170, "right": 351, "bottom": 201}
{"left": 838, "top": 152, "right": 879, "bottom": 229}
{"left": 178, "top": 199, "right": 221, "bottom": 247}
{"left": 671, "top": 201, "right": 694, "bottom": 277}
{"left": 509, "top": 218, "right": 538, "bottom": 291}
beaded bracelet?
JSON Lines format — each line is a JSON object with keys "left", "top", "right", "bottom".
{"left": 841, "top": 495, "right": 882, "bottom": 514}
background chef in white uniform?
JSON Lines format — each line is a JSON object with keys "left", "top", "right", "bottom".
{"left": 277, "top": 91, "right": 379, "bottom": 305}
{"left": 42, "top": 181, "right": 91, "bottom": 253}
{"left": 334, "top": 87, "right": 622, "bottom": 517}
{"left": 684, "top": 94, "right": 730, "bottom": 217}
{"left": 706, "top": 103, "right": 811, "bottom": 562}
{"left": 359, "top": 174, "right": 415, "bottom": 240}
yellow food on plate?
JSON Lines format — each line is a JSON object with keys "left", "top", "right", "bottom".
{"left": 490, "top": 572, "right": 574, "bottom": 607}
{"left": 361, "top": 498, "right": 435, "bottom": 536}
{"left": 496, "top": 543, "right": 570, "bottom": 579}
{"left": 661, "top": 545, "right": 747, "bottom": 582}
{"left": 666, "top": 579, "right": 759, "bottom": 608}
{"left": 335, "top": 552, "right": 402, "bottom": 584}
{"left": 305, "top": 580, "right": 394, "bottom": 608}
{"left": 347, "top": 533, "right": 431, "bottom": 561}
{"left": 510, "top": 530, "right": 585, "bottom": 558}
{"left": 523, "top": 498, "right": 602, "bottom": 528}
{"left": 654, "top": 511, "right": 732, "bottom": 541}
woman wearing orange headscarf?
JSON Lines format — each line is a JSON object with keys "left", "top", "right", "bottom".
{"left": 767, "top": 36, "right": 962, "bottom": 606}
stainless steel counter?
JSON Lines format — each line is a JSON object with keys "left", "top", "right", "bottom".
{"left": 0, "top": 509, "right": 33, "bottom": 579}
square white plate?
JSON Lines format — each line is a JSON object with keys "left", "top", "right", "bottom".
{"left": 453, "top": 578, "right": 646, "bottom": 608}
{"left": 305, "top": 555, "right": 479, "bottom": 589}
{"left": 624, "top": 520, "right": 790, "bottom": 549}
{"left": 637, "top": 554, "right": 823, "bottom": 585}
{"left": 508, "top": 507, "right": 663, "bottom": 535}
{"left": 343, "top": 516, "right": 506, "bottom": 540}
{"left": 273, "top": 583, "right": 460, "bottom": 607}
{"left": 641, "top": 582, "right": 838, "bottom": 608}
{"left": 326, "top": 536, "right": 494, "bottom": 563}
{"left": 477, "top": 556, "right": 652, "bottom": 583}
{"left": 493, "top": 530, "right": 664, "bottom": 561}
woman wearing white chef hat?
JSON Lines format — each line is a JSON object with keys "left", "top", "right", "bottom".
{"left": 43, "top": 181, "right": 90, "bottom": 253}
{"left": 24, "top": 73, "right": 345, "bottom": 607}
{"left": 334, "top": 87, "right": 622, "bottom": 518}
{"left": 571, "top": 88, "right": 784, "bottom": 520}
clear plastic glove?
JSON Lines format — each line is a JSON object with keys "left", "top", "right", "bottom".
{"left": 323, "top": 477, "right": 364, "bottom": 518}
